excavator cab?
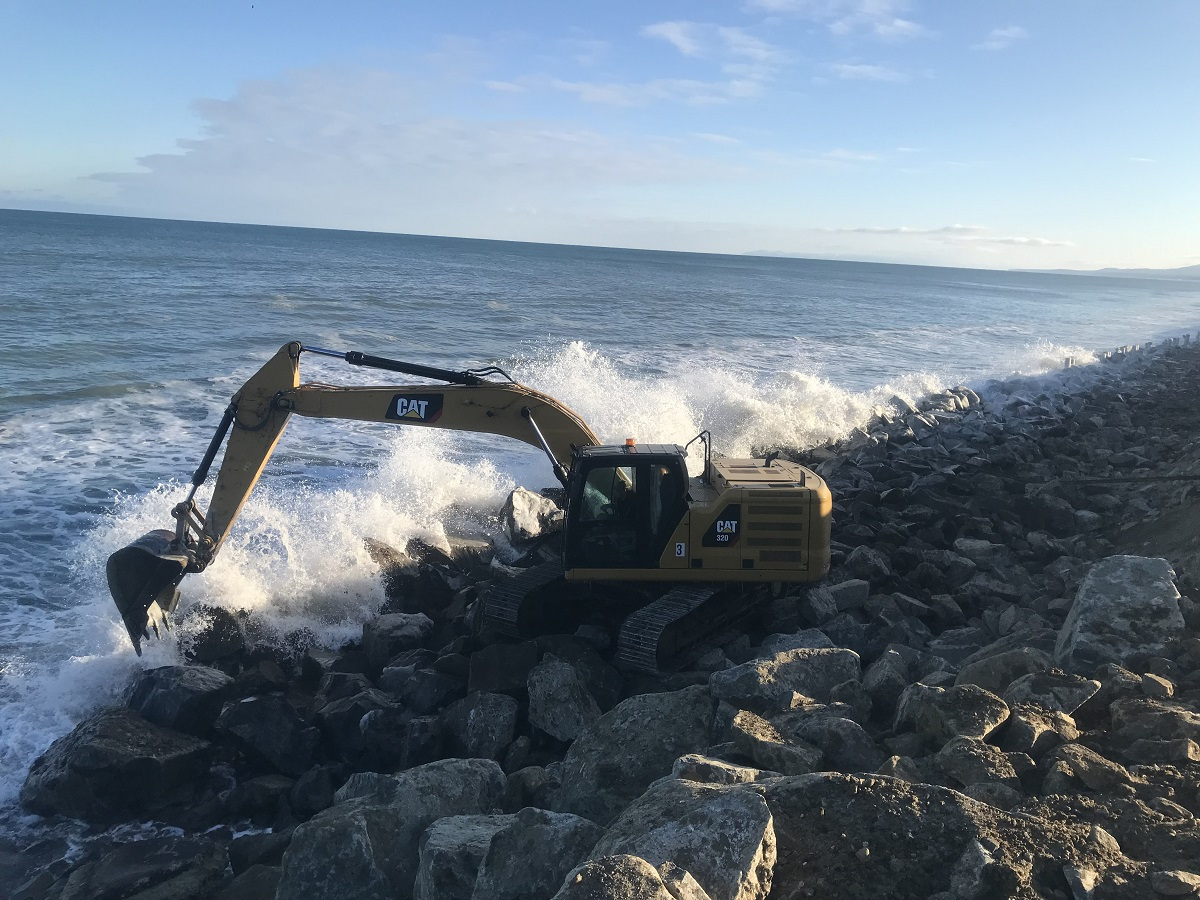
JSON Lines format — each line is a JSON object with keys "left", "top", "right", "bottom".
{"left": 564, "top": 445, "right": 689, "bottom": 570}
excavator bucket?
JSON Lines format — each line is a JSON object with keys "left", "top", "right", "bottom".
{"left": 105, "top": 529, "right": 188, "bottom": 655}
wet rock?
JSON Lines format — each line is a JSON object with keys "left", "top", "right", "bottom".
{"left": 363, "top": 613, "right": 435, "bottom": 674}
{"left": 400, "top": 715, "right": 445, "bottom": 769}
{"left": 225, "top": 773, "right": 295, "bottom": 822}
{"left": 553, "top": 855, "right": 708, "bottom": 900}
{"left": 398, "top": 668, "right": 466, "bottom": 714}
{"left": 413, "top": 814, "right": 509, "bottom": 900}
{"left": 1002, "top": 671, "right": 1101, "bottom": 715}
{"left": 589, "top": 777, "right": 775, "bottom": 900}
{"left": 58, "top": 836, "right": 227, "bottom": 900}
{"left": 893, "top": 682, "right": 1010, "bottom": 747}
{"left": 277, "top": 758, "right": 506, "bottom": 900}
{"left": 315, "top": 688, "right": 399, "bottom": 763}
{"left": 213, "top": 864, "right": 282, "bottom": 900}
{"left": 228, "top": 828, "right": 294, "bottom": 876}
{"left": 553, "top": 685, "right": 718, "bottom": 825}
{"left": 468, "top": 641, "right": 540, "bottom": 696}
{"left": 473, "top": 807, "right": 607, "bottom": 900}
{"left": 20, "top": 706, "right": 212, "bottom": 822}
{"left": 731, "top": 710, "right": 821, "bottom": 776}
{"left": 180, "top": 604, "right": 246, "bottom": 664}
{"left": 124, "top": 664, "right": 233, "bottom": 736}
{"left": 953, "top": 648, "right": 1054, "bottom": 695}
{"left": 709, "top": 648, "right": 861, "bottom": 710}
{"left": 360, "top": 705, "right": 411, "bottom": 770}
{"left": 528, "top": 655, "right": 602, "bottom": 741}
{"left": 501, "top": 487, "right": 563, "bottom": 542}
{"left": 216, "top": 695, "right": 320, "bottom": 777}
{"left": 442, "top": 691, "right": 520, "bottom": 760}
{"left": 1054, "top": 556, "right": 1186, "bottom": 672}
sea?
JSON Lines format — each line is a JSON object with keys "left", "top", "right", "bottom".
{"left": 2, "top": 207, "right": 1199, "bottom": 845}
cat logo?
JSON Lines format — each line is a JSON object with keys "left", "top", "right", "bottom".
{"left": 702, "top": 504, "right": 741, "bottom": 547}
{"left": 386, "top": 393, "right": 444, "bottom": 424}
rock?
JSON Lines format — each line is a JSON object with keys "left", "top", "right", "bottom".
{"left": 758, "top": 629, "right": 835, "bottom": 656}
{"left": 315, "top": 688, "right": 399, "bottom": 763}
{"left": 844, "top": 546, "right": 891, "bottom": 583}
{"left": 501, "top": 487, "right": 563, "bottom": 543}
{"left": 862, "top": 649, "right": 910, "bottom": 712}
{"left": 213, "top": 864, "right": 283, "bottom": 900}
{"left": 1054, "top": 556, "right": 1186, "bottom": 672}
{"left": 961, "top": 782, "right": 1023, "bottom": 811}
{"left": 216, "top": 695, "right": 320, "bottom": 777}
{"left": 1110, "top": 698, "right": 1200, "bottom": 742}
{"left": 179, "top": 604, "right": 246, "bottom": 663}
{"left": 1142, "top": 673, "right": 1176, "bottom": 699}
{"left": 442, "top": 692, "right": 520, "bottom": 760}
{"left": 59, "top": 836, "right": 227, "bottom": 900}
{"left": 277, "top": 758, "right": 506, "bottom": 900}
{"left": 468, "top": 641, "right": 540, "bottom": 696}
{"left": 314, "top": 671, "right": 374, "bottom": 705}
{"left": 553, "top": 685, "right": 717, "bottom": 825}
{"left": 363, "top": 613, "right": 435, "bottom": 674}
{"left": 124, "top": 664, "right": 234, "bottom": 735}
{"left": 949, "top": 838, "right": 1020, "bottom": 900}
{"left": 553, "top": 855, "right": 705, "bottom": 900}
{"left": 398, "top": 668, "right": 467, "bottom": 714}
{"left": 589, "top": 778, "right": 775, "bottom": 900}
{"left": 413, "top": 814, "right": 509, "bottom": 900}
{"left": 709, "top": 648, "right": 861, "bottom": 710}
{"left": 1046, "top": 743, "right": 1133, "bottom": 792}
{"left": 1150, "top": 869, "right": 1200, "bottom": 896}
{"left": 672, "top": 754, "right": 777, "bottom": 785}
{"left": 1002, "top": 672, "right": 1101, "bottom": 715}
{"left": 770, "top": 712, "right": 884, "bottom": 772}
{"left": 730, "top": 710, "right": 821, "bottom": 776}
{"left": 934, "top": 737, "right": 1019, "bottom": 788}
{"left": 953, "top": 648, "right": 1053, "bottom": 695}
{"left": 473, "top": 807, "right": 607, "bottom": 900}
{"left": 528, "top": 655, "right": 602, "bottom": 741}
{"left": 1124, "top": 738, "right": 1200, "bottom": 764}
{"left": 999, "top": 704, "right": 1079, "bottom": 759}
{"left": 893, "top": 683, "right": 1010, "bottom": 747}
{"left": 229, "top": 828, "right": 294, "bottom": 875}
{"left": 20, "top": 706, "right": 212, "bottom": 822}
{"left": 876, "top": 755, "right": 923, "bottom": 782}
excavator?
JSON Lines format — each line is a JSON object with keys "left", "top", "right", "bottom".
{"left": 106, "top": 341, "right": 832, "bottom": 673}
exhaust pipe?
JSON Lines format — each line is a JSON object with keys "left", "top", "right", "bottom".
{"left": 106, "top": 530, "right": 189, "bottom": 655}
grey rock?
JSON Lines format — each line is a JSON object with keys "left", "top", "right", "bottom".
{"left": 413, "top": 814, "right": 509, "bottom": 900}
{"left": 124, "top": 665, "right": 233, "bottom": 735}
{"left": 1054, "top": 555, "right": 1186, "bottom": 672}
{"left": 278, "top": 758, "right": 506, "bottom": 900}
{"left": 894, "top": 682, "right": 1010, "bottom": 746}
{"left": 672, "top": 754, "right": 778, "bottom": 785}
{"left": 1149, "top": 869, "right": 1200, "bottom": 896}
{"left": 363, "top": 613, "right": 435, "bottom": 674}
{"left": 1002, "top": 672, "right": 1100, "bottom": 715}
{"left": 935, "top": 737, "right": 1019, "bottom": 788}
{"left": 953, "top": 648, "right": 1053, "bottom": 695}
{"left": 442, "top": 692, "right": 520, "bottom": 760}
{"left": 949, "top": 839, "right": 1019, "bottom": 900}
{"left": 217, "top": 695, "right": 320, "bottom": 776}
{"left": 844, "top": 547, "right": 891, "bottom": 584}
{"left": 589, "top": 778, "right": 775, "bottom": 900}
{"left": 20, "top": 706, "right": 212, "bottom": 822}
{"left": 1110, "top": 698, "right": 1200, "bottom": 742}
{"left": 213, "top": 864, "right": 282, "bottom": 900}
{"left": 862, "top": 649, "right": 910, "bottom": 712}
{"left": 826, "top": 579, "right": 871, "bottom": 610}
{"left": 961, "top": 782, "right": 1023, "bottom": 811}
{"left": 876, "top": 755, "right": 923, "bottom": 783}
{"left": 473, "top": 807, "right": 606, "bottom": 900}
{"left": 528, "top": 655, "right": 602, "bottom": 741}
{"left": 315, "top": 688, "right": 399, "bottom": 762}
{"left": 758, "top": 629, "right": 835, "bottom": 656}
{"left": 771, "top": 712, "right": 884, "bottom": 772}
{"left": 710, "top": 648, "right": 861, "bottom": 710}
{"left": 1046, "top": 743, "right": 1133, "bottom": 791}
{"left": 1124, "top": 738, "right": 1200, "bottom": 764}
{"left": 553, "top": 855, "right": 703, "bottom": 900}
{"left": 59, "top": 836, "right": 227, "bottom": 900}
{"left": 467, "top": 641, "right": 540, "bottom": 696}
{"left": 731, "top": 710, "right": 822, "bottom": 776}
{"left": 501, "top": 487, "right": 563, "bottom": 543}
{"left": 999, "top": 703, "right": 1080, "bottom": 759}
{"left": 553, "top": 685, "right": 718, "bottom": 825}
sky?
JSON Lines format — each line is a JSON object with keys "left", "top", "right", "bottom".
{"left": 2, "top": 1, "right": 1198, "bottom": 269}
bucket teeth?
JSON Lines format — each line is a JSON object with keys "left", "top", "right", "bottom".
{"left": 106, "top": 529, "right": 188, "bottom": 654}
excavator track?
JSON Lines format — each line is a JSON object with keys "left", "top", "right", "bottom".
{"left": 616, "top": 584, "right": 767, "bottom": 675}
{"left": 481, "top": 561, "right": 566, "bottom": 638}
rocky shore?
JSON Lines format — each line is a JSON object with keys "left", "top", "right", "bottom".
{"left": 6, "top": 340, "right": 1200, "bottom": 900}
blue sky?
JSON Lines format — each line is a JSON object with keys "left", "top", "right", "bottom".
{"left": 3, "top": 1, "right": 1197, "bottom": 268}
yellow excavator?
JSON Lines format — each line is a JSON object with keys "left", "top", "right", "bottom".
{"left": 107, "top": 341, "right": 832, "bottom": 672}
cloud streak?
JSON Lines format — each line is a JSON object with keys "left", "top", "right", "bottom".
{"left": 824, "top": 224, "right": 1071, "bottom": 247}
{"left": 747, "top": 0, "right": 928, "bottom": 40}
{"left": 972, "top": 26, "right": 1027, "bottom": 51}
{"left": 832, "top": 63, "right": 908, "bottom": 82}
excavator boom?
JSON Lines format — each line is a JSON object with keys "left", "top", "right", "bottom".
{"left": 107, "top": 341, "right": 598, "bottom": 653}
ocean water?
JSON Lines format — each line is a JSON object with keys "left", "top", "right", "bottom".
{"left": 2, "top": 207, "right": 1199, "bottom": 835}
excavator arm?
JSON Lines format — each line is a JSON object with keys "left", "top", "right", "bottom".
{"left": 106, "top": 340, "right": 598, "bottom": 653}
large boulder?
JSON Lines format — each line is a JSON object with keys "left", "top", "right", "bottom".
{"left": 442, "top": 692, "right": 520, "bottom": 760}
{"left": 58, "top": 836, "right": 227, "bottom": 900}
{"left": 588, "top": 777, "right": 775, "bottom": 900}
{"left": 553, "top": 685, "right": 718, "bottom": 825}
{"left": 21, "top": 707, "right": 212, "bottom": 822}
{"left": 893, "top": 682, "right": 1010, "bottom": 747}
{"left": 216, "top": 694, "right": 320, "bottom": 776}
{"left": 363, "top": 613, "right": 435, "bottom": 674}
{"left": 528, "top": 655, "right": 603, "bottom": 742}
{"left": 501, "top": 488, "right": 563, "bottom": 543}
{"left": 277, "top": 758, "right": 506, "bottom": 900}
{"left": 553, "top": 855, "right": 712, "bottom": 900}
{"left": 1054, "top": 555, "right": 1186, "bottom": 672}
{"left": 472, "top": 807, "right": 606, "bottom": 900}
{"left": 413, "top": 814, "right": 509, "bottom": 900}
{"left": 124, "top": 665, "right": 233, "bottom": 735}
{"left": 709, "top": 648, "right": 861, "bottom": 710}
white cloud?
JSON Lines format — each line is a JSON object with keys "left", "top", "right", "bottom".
{"left": 642, "top": 21, "right": 705, "bottom": 56}
{"left": 824, "top": 223, "right": 1071, "bottom": 247}
{"left": 832, "top": 63, "right": 908, "bottom": 82}
{"left": 747, "top": 0, "right": 928, "bottom": 40}
{"left": 972, "top": 26, "right": 1027, "bottom": 51}
{"left": 692, "top": 132, "right": 742, "bottom": 145}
